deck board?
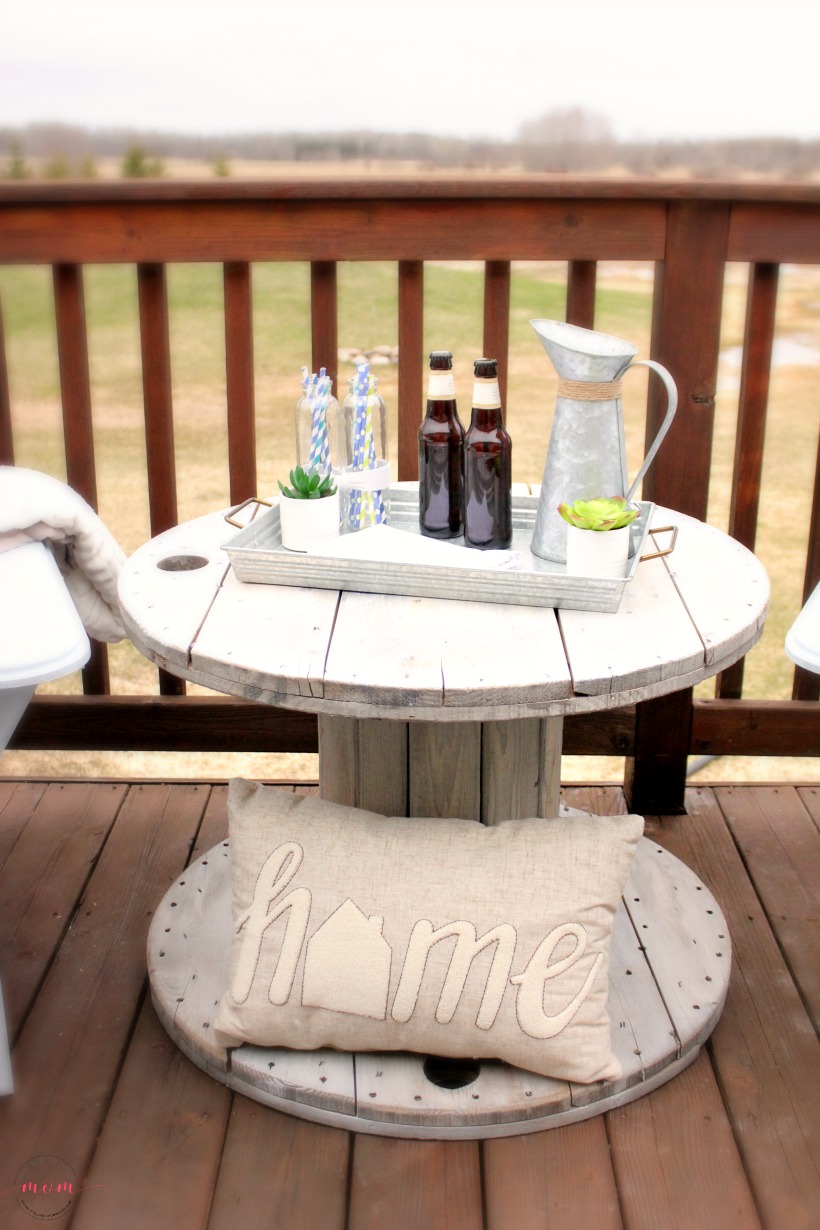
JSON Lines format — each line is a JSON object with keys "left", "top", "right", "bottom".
{"left": 0, "top": 778, "right": 817, "bottom": 1230}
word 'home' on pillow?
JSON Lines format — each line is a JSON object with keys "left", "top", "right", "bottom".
{"left": 215, "top": 779, "right": 643, "bottom": 1084}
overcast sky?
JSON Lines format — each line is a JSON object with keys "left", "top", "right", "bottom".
{"left": 2, "top": 0, "right": 817, "bottom": 143}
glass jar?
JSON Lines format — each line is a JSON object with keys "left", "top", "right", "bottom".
{"left": 340, "top": 368, "right": 390, "bottom": 530}
{"left": 295, "top": 371, "right": 345, "bottom": 475}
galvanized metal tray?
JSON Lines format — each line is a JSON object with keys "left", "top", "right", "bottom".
{"left": 223, "top": 488, "right": 659, "bottom": 613}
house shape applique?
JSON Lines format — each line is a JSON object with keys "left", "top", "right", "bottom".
{"left": 302, "top": 898, "right": 392, "bottom": 1020}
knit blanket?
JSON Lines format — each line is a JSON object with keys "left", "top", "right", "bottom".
{"left": 0, "top": 467, "right": 126, "bottom": 643}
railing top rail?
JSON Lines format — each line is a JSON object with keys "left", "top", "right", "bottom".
{"left": 1, "top": 177, "right": 819, "bottom": 206}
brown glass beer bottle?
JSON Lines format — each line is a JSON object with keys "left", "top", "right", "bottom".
{"left": 418, "top": 351, "right": 465, "bottom": 538}
{"left": 464, "top": 358, "right": 512, "bottom": 549}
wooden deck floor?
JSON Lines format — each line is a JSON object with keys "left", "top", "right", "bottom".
{"left": 0, "top": 778, "right": 817, "bottom": 1230}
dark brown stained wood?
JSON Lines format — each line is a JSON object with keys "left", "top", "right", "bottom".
{"left": 729, "top": 202, "right": 820, "bottom": 263}
{"left": 398, "top": 260, "right": 424, "bottom": 481}
{"left": 310, "top": 260, "right": 338, "bottom": 395}
{"left": 483, "top": 261, "right": 511, "bottom": 408}
{"left": 9, "top": 695, "right": 819, "bottom": 761}
{"left": 633, "top": 200, "right": 730, "bottom": 813}
{"left": 625, "top": 687, "right": 693, "bottom": 815}
{"left": 793, "top": 428, "right": 820, "bottom": 700}
{"left": 0, "top": 292, "right": 13, "bottom": 464}
{"left": 647, "top": 788, "right": 820, "bottom": 1230}
{"left": 0, "top": 199, "right": 670, "bottom": 264}
{"left": 0, "top": 781, "right": 125, "bottom": 1038}
{"left": 53, "top": 263, "right": 97, "bottom": 506}
{"left": 70, "top": 998, "right": 232, "bottom": 1230}
{"left": 719, "top": 263, "right": 779, "bottom": 699}
{"left": 0, "top": 783, "right": 208, "bottom": 1193}
{"left": 0, "top": 779, "right": 817, "bottom": 1227}
{"left": 716, "top": 785, "right": 820, "bottom": 1029}
{"left": 643, "top": 201, "right": 729, "bottom": 518}
{"left": 566, "top": 259, "right": 597, "bottom": 328}
{"left": 348, "top": 1136, "right": 483, "bottom": 1230}
{"left": 483, "top": 1119, "right": 622, "bottom": 1230}
{"left": 798, "top": 784, "right": 820, "bottom": 831}
{"left": 0, "top": 780, "right": 47, "bottom": 866}
{"left": 223, "top": 261, "right": 257, "bottom": 504}
{"left": 11, "top": 694, "right": 321, "bottom": 752}
{"left": 208, "top": 1097, "right": 350, "bottom": 1230}
{"left": 70, "top": 784, "right": 232, "bottom": 1230}
{"left": 137, "top": 261, "right": 184, "bottom": 696}
{"left": 2, "top": 177, "right": 818, "bottom": 204}
{"left": 690, "top": 698, "right": 820, "bottom": 757}
{"left": 607, "top": 1052, "right": 762, "bottom": 1230}
{"left": 53, "top": 264, "right": 112, "bottom": 694}
{"left": 137, "top": 262, "right": 177, "bottom": 536}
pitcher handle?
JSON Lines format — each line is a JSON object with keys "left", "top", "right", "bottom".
{"left": 623, "top": 360, "right": 678, "bottom": 503}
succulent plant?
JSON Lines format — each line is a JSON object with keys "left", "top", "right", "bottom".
{"left": 558, "top": 496, "right": 639, "bottom": 531}
{"left": 278, "top": 466, "right": 337, "bottom": 500}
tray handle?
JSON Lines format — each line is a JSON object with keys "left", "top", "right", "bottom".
{"left": 640, "top": 524, "right": 678, "bottom": 562}
{"left": 224, "top": 496, "right": 272, "bottom": 529}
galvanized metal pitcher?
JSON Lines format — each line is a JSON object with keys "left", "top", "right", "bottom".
{"left": 529, "top": 319, "right": 678, "bottom": 562}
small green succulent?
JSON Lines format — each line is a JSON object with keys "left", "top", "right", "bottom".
{"left": 278, "top": 466, "right": 337, "bottom": 499}
{"left": 558, "top": 497, "right": 639, "bottom": 531}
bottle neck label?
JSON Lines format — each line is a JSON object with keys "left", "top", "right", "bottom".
{"left": 472, "top": 377, "right": 501, "bottom": 409}
{"left": 428, "top": 371, "right": 456, "bottom": 399}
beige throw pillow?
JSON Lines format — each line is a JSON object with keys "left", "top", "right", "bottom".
{"left": 215, "top": 779, "right": 643, "bottom": 1084}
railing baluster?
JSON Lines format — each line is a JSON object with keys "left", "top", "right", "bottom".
{"left": 398, "top": 260, "right": 424, "bottom": 481}
{"left": 223, "top": 261, "right": 256, "bottom": 505}
{"left": 566, "top": 260, "right": 597, "bottom": 329}
{"left": 793, "top": 427, "right": 820, "bottom": 701}
{"left": 0, "top": 292, "right": 13, "bottom": 465}
{"left": 137, "top": 262, "right": 184, "bottom": 697}
{"left": 483, "top": 261, "right": 511, "bottom": 409}
{"left": 719, "top": 262, "right": 779, "bottom": 699}
{"left": 310, "top": 261, "right": 338, "bottom": 395}
{"left": 627, "top": 202, "right": 730, "bottom": 814}
{"left": 53, "top": 263, "right": 109, "bottom": 696}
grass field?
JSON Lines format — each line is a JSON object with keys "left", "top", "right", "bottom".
{"left": 1, "top": 256, "right": 818, "bottom": 784}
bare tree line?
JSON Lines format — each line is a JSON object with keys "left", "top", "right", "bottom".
{"left": 2, "top": 112, "right": 818, "bottom": 178}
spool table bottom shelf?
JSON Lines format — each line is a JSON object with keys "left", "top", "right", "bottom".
{"left": 147, "top": 836, "right": 730, "bottom": 1140}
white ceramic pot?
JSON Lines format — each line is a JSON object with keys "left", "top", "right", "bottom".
{"left": 278, "top": 491, "right": 341, "bottom": 553}
{"left": 565, "top": 523, "right": 631, "bottom": 578}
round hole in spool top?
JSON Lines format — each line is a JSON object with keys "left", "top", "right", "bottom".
{"left": 157, "top": 555, "right": 209, "bottom": 572}
{"left": 422, "top": 1056, "right": 481, "bottom": 1090}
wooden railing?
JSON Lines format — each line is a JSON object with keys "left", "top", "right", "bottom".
{"left": 1, "top": 178, "right": 818, "bottom": 810}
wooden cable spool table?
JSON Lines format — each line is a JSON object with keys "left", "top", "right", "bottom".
{"left": 118, "top": 491, "right": 769, "bottom": 1138}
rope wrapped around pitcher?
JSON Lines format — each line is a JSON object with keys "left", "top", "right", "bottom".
{"left": 557, "top": 378, "right": 623, "bottom": 401}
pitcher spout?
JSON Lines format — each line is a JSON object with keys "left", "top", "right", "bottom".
{"left": 530, "top": 319, "right": 637, "bottom": 382}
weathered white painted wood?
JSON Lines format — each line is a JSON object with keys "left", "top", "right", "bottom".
{"left": 318, "top": 714, "right": 358, "bottom": 805}
{"left": 481, "top": 717, "right": 564, "bottom": 822}
{"left": 323, "top": 590, "right": 572, "bottom": 711}
{"left": 558, "top": 550, "right": 705, "bottom": 696}
{"left": 624, "top": 839, "right": 731, "bottom": 1051}
{"left": 655, "top": 508, "right": 770, "bottom": 666}
{"left": 357, "top": 719, "right": 409, "bottom": 816}
{"left": 146, "top": 838, "right": 729, "bottom": 1137}
{"left": 318, "top": 717, "right": 408, "bottom": 815}
{"left": 231, "top": 1045, "right": 356, "bottom": 1115}
{"left": 191, "top": 568, "right": 338, "bottom": 700}
{"left": 118, "top": 510, "right": 231, "bottom": 674}
{"left": 570, "top": 898, "right": 680, "bottom": 1109}
{"left": 354, "top": 1052, "right": 572, "bottom": 1128}
{"left": 408, "top": 722, "right": 482, "bottom": 819}
{"left": 147, "top": 839, "right": 233, "bottom": 1071}
{"left": 538, "top": 716, "right": 564, "bottom": 819}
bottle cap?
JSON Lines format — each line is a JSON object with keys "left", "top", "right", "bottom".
{"left": 473, "top": 358, "right": 498, "bottom": 378}
{"left": 429, "top": 351, "right": 453, "bottom": 370}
